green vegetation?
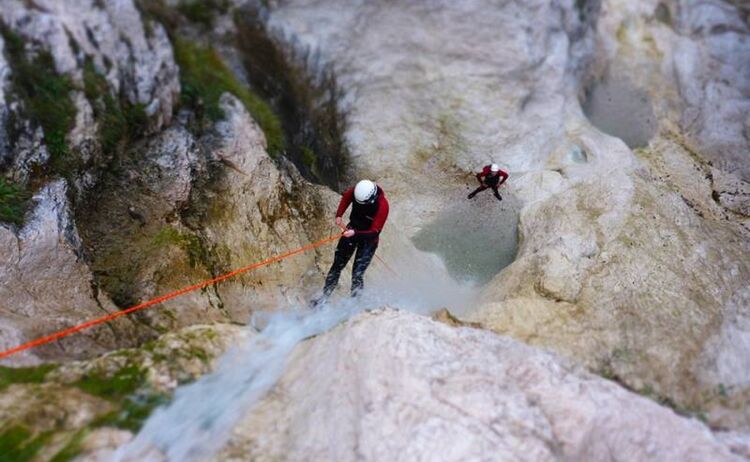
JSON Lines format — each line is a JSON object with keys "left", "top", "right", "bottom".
{"left": 0, "top": 364, "right": 58, "bottom": 392}
{"left": 176, "top": 0, "right": 229, "bottom": 27}
{"left": 300, "top": 146, "right": 316, "bottom": 171}
{"left": 49, "top": 430, "right": 86, "bottom": 462}
{"left": 0, "top": 178, "right": 31, "bottom": 226}
{"left": 83, "top": 60, "right": 148, "bottom": 156}
{"left": 153, "top": 226, "right": 209, "bottom": 269}
{"left": 73, "top": 363, "right": 147, "bottom": 399}
{"left": 172, "top": 37, "right": 284, "bottom": 155}
{"left": 0, "top": 426, "right": 52, "bottom": 462}
{"left": 73, "top": 362, "right": 168, "bottom": 431}
{"left": 0, "top": 25, "right": 76, "bottom": 174}
{"left": 92, "top": 393, "right": 169, "bottom": 432}
{"left": 235, "top": 10, "right": 350, "bottom": 189}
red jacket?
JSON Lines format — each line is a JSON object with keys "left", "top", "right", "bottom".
{"left": 336, "top": 186, "right": 389, "bottom": 237}
{"left": 476, "top": 165, "right": 509, "bottom": 187}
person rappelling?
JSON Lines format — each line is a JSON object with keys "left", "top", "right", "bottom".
{"left": 467, "top": 163, "right": 509, "bottom": 201}
{"left": 311, "top": 179, "right": 390, "bottom": 307}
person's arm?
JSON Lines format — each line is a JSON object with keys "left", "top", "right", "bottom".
{"left": 353, "top": 193, "right": 389, "bottom": 236}
{"left": 497, "top": 170, "right": 509, "bottom": 186}
{"left": 335, "top": 187, "right": 354, "bottom": 231}
{"left": 476, "top": 166, "right": 490, "bottom": 184}
{"left": 336, "top": 188, "right": 354, "bottom": 219}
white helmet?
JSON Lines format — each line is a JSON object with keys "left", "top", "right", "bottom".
{"left": 354, "top": 180, "right": 377, "bottom": 204}
{"left": 490, "top": 163, "right": 500, "bottom": 173}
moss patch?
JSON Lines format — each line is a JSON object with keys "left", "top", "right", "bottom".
{"left": 177, "top": 0, "right": 229, "bottom": 28}
{"left": 0, "top": 426, "right": 52, "bottom": 462}
{"left": 92, "top": 393, "right": 169, "bottom": 432}
{"left": 72, "top": 362, "right": 169, "bottom": 431}
{"left": 0, "top": 177, "right": 32, "bottom": 226}
{"left": 0, "top": 24, "right": 77, "bottom": 175}
{"left": 152, "top": 226, "right": 209, "bottom": 269}
{"left": 73, "top": 363, "right": 147, "bottom": 399}
{"left": 235, "top": 9, "right": 350, "bottom": 189}
{"left": 49, "top": 429, "right": 87, "bottom": 462}
{"left": 0, "top": 364, "right": 58, "bottom": 392}
{"left": 83, "top": 59, "right": 148, "bottom": 157}
{"left": 172, "top": 36, "right": 284, "bottom": 155}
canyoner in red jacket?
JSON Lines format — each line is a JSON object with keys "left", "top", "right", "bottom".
{"left": 467, "top": 163, "right": 509, "bottom": 201}
{"left": 312, "top": 180, "right": 389, "bottom": 307}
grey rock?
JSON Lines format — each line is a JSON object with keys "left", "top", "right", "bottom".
{"left": 219, "top": 309, "right": 741, "bottom": 461}
{"left": 0, "top": 180, "right": 138, "bottom": 365}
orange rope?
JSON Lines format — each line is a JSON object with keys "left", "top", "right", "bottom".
{"left": 374, "top": 254, "right": 399, "bottom": 277}
{"left": 335, "top": 224, "right": 399, "bottom": 277}
{"left": 0, "top": 232, "right": 343, "bottom": 360}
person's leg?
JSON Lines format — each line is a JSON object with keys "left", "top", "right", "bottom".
{"left": 350, "top": 238, "right": 379, "bottom": 297}
{"left": 467, "top": 185, "right": 487, "bottom": 199}
{"left": 492, "top": 186, "right": 502, "bottom": 201}
{"left": 322, "top": 237, "right": 356, "bottom": 297}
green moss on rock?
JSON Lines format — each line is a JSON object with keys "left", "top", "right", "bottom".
{"left": 0, "top": 426, "right": 52, "bottom": 462}
{"left": 173, "top": 36, "right": 284, "bottom": 156}
{"left": 0, "top": 24, "right": 77, "bottom": 175}
{"left": 49, "top": 430, "right": 87, "bottom": 462}
{"left": 0, "top": 364, "right": 58, "bottom": 392}
{"left": 73, "top": 363, "right": 147, "bottom": 400}
{"left": 83, "top": 59, "right": 148, "bottom": 156}
{"left": 92, "top": 393, "right": 169, "bottom": 432}
{"left": 0, "top": 177, "right": 31, "bottom": 226}
{"left": 176, "top": 0, "right": 229, "bottom": 28}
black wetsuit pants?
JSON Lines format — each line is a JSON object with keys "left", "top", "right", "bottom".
{"left": 468, "top": 185, "right": 502, "bottom": 200}
{"left": 323, "top": 235, "right": 378, "bottom": 297}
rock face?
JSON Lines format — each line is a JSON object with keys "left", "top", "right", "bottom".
{"left": 1, "top": 0, "right": 750, "bottom": 459}
{"left": 0, "top": 180, "right": 141, "bottom": 365}
{"left": 1, "top": 0, "right": 179, "bottom": 135}
{"left": 0, "top": 1, "right": 338, "bottom": 363}
{"left": 0, "top": 322, "right": 249, "bottom": 462}
{"left": 75, "top": 94, "right": 338, "bottom": 334}
{"left": 267, "top": 0, "right": 750, "bottom": 430}
{"left": 268, "top": 0, "right": 596, "bottom": 237}
{"left": 218, "top": 309, "right": 742, "bottom": 461}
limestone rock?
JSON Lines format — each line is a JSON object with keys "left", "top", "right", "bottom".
{"left": 218, "top": 309, "right": 741, "bottom": 461}
{"left": 594, "top": 0, "right": 750, "bottom": 180}
{"left": 0, "top": 322, "right": 248, "bottom": 461}
{"left": 0, "top": 0, "right": 179, "bottom": 134}
{"left": 267, "top": 0, "right": 750, "bottom": 433}
{"left": 0, "top": 180, "right": 139, "bottom": 365}
{"left": 0, "top": 33, "right": 9, "bottom": 167}
{"left": 197, "top": 94, "right": 340, "bottom": 316}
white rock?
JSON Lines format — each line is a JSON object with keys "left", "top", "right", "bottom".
{"left": 218, "top": 309, "right": 741, "bottom": 461}
{"left": 0, "top": 180, "right": 137, "bottom": 365}
{"left": 0, "top": 0, "right": 179, "bottom": 133}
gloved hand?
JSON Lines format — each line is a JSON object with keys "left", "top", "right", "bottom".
{"left": 335, "top": 216, "right": 344, "bottom": 229}
{"left": 343, "top": 229, "right": 355, "bottom": 238}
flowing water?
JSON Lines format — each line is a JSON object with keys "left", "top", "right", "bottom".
{"left": 116, "top": 242, "right": 479, "bottom": 461}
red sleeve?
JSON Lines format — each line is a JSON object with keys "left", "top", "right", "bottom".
{"left": 498, "top": 170, "right": 509, "bottom": 186}
{"left": 355, "top": 190, "right": 389, "bottom": 235}
{"left": 476, "top": 165, "right": 490, "bottom": 181}
{"left": 336, "top": 187, "right": 354, "bottom": 218}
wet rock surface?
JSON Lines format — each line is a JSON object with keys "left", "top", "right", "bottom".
{"left": 0, "top": 323, "right": 248, "bottom": 462}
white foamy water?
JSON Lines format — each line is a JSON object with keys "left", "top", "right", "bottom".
{"left": 116, "top": 301, "right": 363, "bottom": 461}
{"left": 116, "top": 242, "right": 478, "bottom": 462}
